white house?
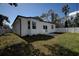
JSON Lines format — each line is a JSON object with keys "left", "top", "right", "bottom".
{"left": 12, "top": 15, "right": 55, "bottom": 36}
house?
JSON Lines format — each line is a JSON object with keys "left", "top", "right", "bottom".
{"left": 12, "top": 15, "right": 55, "bottom": 37}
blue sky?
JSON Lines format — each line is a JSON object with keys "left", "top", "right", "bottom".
{"left": 0, "top": 3, "right": 78, "bottom": 27}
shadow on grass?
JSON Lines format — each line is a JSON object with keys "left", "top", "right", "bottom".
{"left": 43, "top": 44, "right": 79, "bottom": 56}
{"left": 0, "top": 43, "right": 44, "bottom": 56}
{"left": 0, "top": 43, "right": 39, "bottom": 56}
{"left": 53, "top": 32, "right": 65, "bottom": 34}
{"left": 0, "top": 43, "right": 31, "bottom": 56}
{"left": 22, "top": 34, "right": 54, "bottom": 43}
{"left": 0, "top": 43, "right": 78, "bottom": 56}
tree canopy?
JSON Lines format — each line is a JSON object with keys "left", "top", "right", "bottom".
{"left": 8, "top": 3, "right": 18, "bottom": 7}
{"left": 62, "top": 4, "right": 70, "bottom": 16}
{"left": 0, "top": 14, "right": 10, "bottom": 26}
{"left": 74, "top": 13, "right": 79, "bottom": 27}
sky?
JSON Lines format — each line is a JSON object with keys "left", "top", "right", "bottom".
{"left": 0, "top": 3, "right": 78, "bottom": 27}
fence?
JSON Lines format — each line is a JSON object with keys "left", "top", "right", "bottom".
{"left": 54, "top": 27, "right": 79, "bottom": 33}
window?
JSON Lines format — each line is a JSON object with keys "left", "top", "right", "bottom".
{"left": 28, "top": 21, "right": 30, "bottom": 29}
{"left": 43, "top": 25, "right": 47, "bottom": 29}
{"left": 51, "top": 25, "right": 53, "bottom": 29}
{"left": 43, "top": 25, "right": 45, "bottom": 29}
{"left": 32, "top": 21, "right": 36, "bottom": 29}
{"left": 43, "top": 25, "right": 47, "bottom": 32}
{"left": 46, "top": 26, "right": 47, "bottom": 29}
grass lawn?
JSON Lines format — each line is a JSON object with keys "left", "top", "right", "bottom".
{"left": 24, "top": 33, "right": 79, "bottom": 55}
{"left": 0, "top": 33, "right": 79, "bottom": 56}
{"left": 0, "top": 33, "right": 30, "bottom": 56}
{"left": 0, "top": 33, "right": 27, "bottom": 49}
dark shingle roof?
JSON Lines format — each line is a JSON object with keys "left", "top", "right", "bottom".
{"left": 12, "top": 15, "right": 53, "bottom": 26}
{"left": 17, "top": 15, "right": 53, "bottom": 23}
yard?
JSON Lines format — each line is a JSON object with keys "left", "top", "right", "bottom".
{"left": 23, "top": 33, "right": 79, "bottom": 56}
{"left": 0, "top": 33, "right": 31, "bottom": 56}
{"left": 0, "top": 33, "right": 79, "bottom": 56}
{"left": 0, "top": 33, "right": 27, "bottom": 49}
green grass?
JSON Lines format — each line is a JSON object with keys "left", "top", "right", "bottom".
{"left": 56, "top": 33, "right": 79, "bottom": 53}
{"left": 0, "top": 33, "right": 79, "bottom": 55}
{"left": 0, "top": 33, "right": 31, "bottom": 56}
{"left": 0, "top": 33, "right": 27, "bottom": 49}
{"left": 30, "top": 33, "right": 79, "bottom": 55}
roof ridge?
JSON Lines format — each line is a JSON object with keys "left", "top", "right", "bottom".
{"left": 14, "top": 15, "right": 53, "bottom": 24}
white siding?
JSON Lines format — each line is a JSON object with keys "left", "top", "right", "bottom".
{"left": 30, "top": 19, "right": 55, "bottom": 35}
{"left": 21, "top": 18, "right": 31, "bottom": 36}
{"left": 13, "top": 17, "right": 55, "bottom": 36}
{"left": 13, "top": 19, "right": 20, "bottom": 35}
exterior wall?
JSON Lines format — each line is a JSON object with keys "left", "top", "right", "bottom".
{"left": 30, "top": 19, "right": 55, "bottom": 35}
{"left": 21, "top": 18, "right": 31, "bottom": 36}
{"left": 12, "top": 19, "right": 20, "bottom": 35}
{"left": 13, "top": 17, "right": 55, "bottom": 36}
{"left": 30, "top": 19, "right": 43, "bottom": 35}
{"left": 20, "top": 18, "right": 55, "bottom": 36}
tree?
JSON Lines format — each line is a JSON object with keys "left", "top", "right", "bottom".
{"left": 0, "top": 14, "right": 10, "bottom": 35}
{"left": 40, "top": 9, "right": 61, "bottom": 28}
{"left": 62, "top": 4, "right": 70, "bottom": 16}
{"left": 0, "top": 3, "right": 18, "bottom": 35}
{"left": 40, "top": 12, "right": 49, "bottom": 21}
{"left": 69, "top": 16, "right": 74, "bottom": 27}
{"left": 62, "top": 4, "right": 70, "bottom": 27}
{"left": 40, "top": 9, "right": 55, "bottom": 21}
{"left": 0, "top": 14, "right": 10, "bottom": 27}
{"left": 0, "top": 3, "right": 18, "bottom": 26}
{"left": 40, "top": 9, "right": 60, "bottom": 22}
{"left": 8, "top": 3, "right": 18, "bottom": 7}
{"left": 0, "top": 3, "right": 18, "bottom": 27}
{"left": 48, "top": 9, "right": 55, "bottom": 22}
{"left": 50, "top": 11, "right": 61, "bottom": 28}
{"left": 74, "top": 13, "right": 79, "bottom": 27}
{"left": 65, "top": 19, "right": 71, "bottom": 27}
